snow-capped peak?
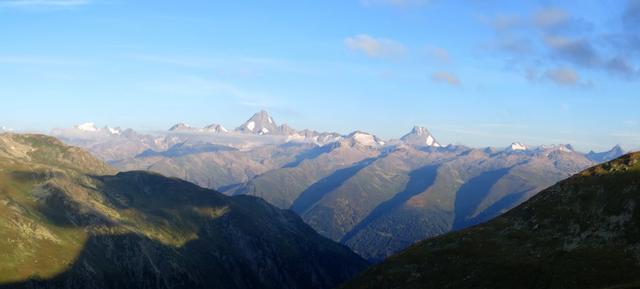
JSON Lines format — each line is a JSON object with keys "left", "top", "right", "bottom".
{"left": 169, "top": 123, "right": 196, "bottom": 131}
{"left": 347, "top": 131, "right": 385, "bottom": 147}
{"left": 203, "top": 123, "right": 228, "bottom": 133}
{"left": 105, "top": 126, "right": 121, "bottom": 135}
{"left": 235, "top": 110, "right": 280, "bottom": 135}
{"left": 509, "top": 142, "right": 528, "bottom": 151}
{"left": 400, "top": 125, "right": 441, "bottom": 147}
{"left": 0, "top": 126, "right": 12, "bottom": 132}
{"left": 538, "top": 144, "right": 575, "bottom": 153}
{"left": 76, "top": 122, "right": 99, "bottom": 132}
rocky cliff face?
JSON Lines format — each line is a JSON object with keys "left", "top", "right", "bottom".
{"left": 0, "top": 133, "right": 368, "bottom": 289}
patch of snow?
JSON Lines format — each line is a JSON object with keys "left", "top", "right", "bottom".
{"left": 558, "top": 145, "right": 573, "bottom": 152}
{"left": 106, "top": 127, "right": 121, "bottom": 135}
{"left": 260, "top": 127, "right": 270, "bottom": 134}
{"left": 220, "top": 126, "right": 229, "bottom": 133}
{"left": 426, "top": 135, "right": 435, "bottom": 146}
{"left": 510, "top": 142, "right": 528, "bottom": 151}
{"left": 246, "top": 121, "right": 255, "bottom": 131}
{"left": 286, "top": 133, "right": 306, "bottom": 142}
{"left": 268, "top": 117, "right": 274, "bottom": 124}
{"left": 76, "top": 122, "right": 98, "bottom": 132}
{"left": 352, "top": 132, "right": 378, "bottom": 146}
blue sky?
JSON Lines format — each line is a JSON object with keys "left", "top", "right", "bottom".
{"left": 0, "top": 0, "right": 638, "bottom": 151}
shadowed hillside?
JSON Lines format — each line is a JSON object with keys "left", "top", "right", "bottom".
{"left": 0, "top": 133, "right": 367, "bottom": 289}
{"left": 342, "top": 152, "right": 640, "bottom": 289}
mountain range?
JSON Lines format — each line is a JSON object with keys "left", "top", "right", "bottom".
{"left": 0, "top": 133, "right": 367, "bottom": 289}
{"left": 51, "top": 111, "right": 627, "bottom": 261}
{"left": 343, "top": 152, "right": 640, "bottom": 289}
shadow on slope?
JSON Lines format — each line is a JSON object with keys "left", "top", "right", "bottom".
{"left": 0, "top": 171, "right": 368, "bottom": 289}
{"left": 452, "top": 168, "right": 510, "bottom": 231}
{"left": 342, "top": 153, "right": 640, "bottom": 289}
{"left": 340, "top": 165, "right": 440, "bottom": 244}
{"left": 0, "top": 222, "right": 363, "bottom": 289}
{"left": 290, "top": 158, "right": 378, "bottom": 214}
{"left": 136, "top": 143, "right": 236, "bottom": 158}
{"left": 282, "top": 145, "right": 335, "bottom": 169}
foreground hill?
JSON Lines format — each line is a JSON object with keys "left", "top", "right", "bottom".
{"left": 0, "top": 133, "right": 367, "bottom": 289}
{"left": 342, "top": 152, "right": 640, "bottom": 289}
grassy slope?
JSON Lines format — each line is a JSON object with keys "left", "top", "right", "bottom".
{"left": 342, "top": 153, "right": 640, "bottom": 289}
{"left": 0, "top": 133, "right": 368, "bottom": 289}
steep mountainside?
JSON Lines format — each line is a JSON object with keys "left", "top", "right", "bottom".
{"left": 342, "top": 152, "right": 640, "bottom": 289}
{"left": 113, "top": 142, "right": 317, "bottom": 190}
{"left": 229, "top": 137, "right": 383, "bottom": 208}
{"left": 0, "top": 133, "right": 367, "bottom": 289}
{"left": 587, "top": 144, "right": 626, "bottom": 163}
{"left": 234, "top": 143, "right": 594, "bottom": 260}
{"left": 51, "top": 112, "right": 623, "bottom": 261}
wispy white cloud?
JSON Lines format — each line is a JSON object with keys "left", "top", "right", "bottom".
{"left": 137, "top": 76, "right": 301, "bottom": 117}
{"left": 482, "top": 4, "right": 639, "bottom": 84}
{"left": 527, "top": 66, "right": 592, "bottom": 87}
{"left": 426, "top": 45, "right": 450, "bottom": 63}
{"left": 476, "top": 123, "right": 527, "bottom": 129}
{"left": 139, "top": 76, "right": 251, "bottom": 98}
{"left": 0, "top": 55, "right": 79, "bottom": 65}
{"left": 534, "top": 7, "right": 569, "bottom": 28}
{"left": 545, "top": 67, "right": 580, "bottom": 86}
{"left": 125, "top": 53, "right": 316, "bottom": 76}
{"left": 0, "top": 0, "right": 90, "bottom": 8}
{"left": 345, "top": 34, "right": 406, "bottom": 58}
{"left": 611, "top": 132, "right": 640, "bottom": 147}
{"left": 137, "top": 76, "right": 282, "bottom": 110}
{"left": 126, "top": 54, "right": 214, "bottom": 68}
{"left": 360, "top": 0, "right": 429, "bottom": 8}
{"left": 430, "top": 71, "right": 460, "bottom": 86}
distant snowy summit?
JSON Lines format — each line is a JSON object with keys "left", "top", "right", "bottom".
{"left": 168, "top": 123, "right": 195, "bottom": 132}
{"left": 48, "top": 112, "right": 628, "bottom": 166}
{"left": 167, "top": 112, "right": 445, "bottom": 148}
{"left": 76, "top": 122, "right": 99, "bottom": 132}
{"left": 54, "top": 111, "right": 626, "bottom": 163}
{"left": 236, "top": 110, "right": 280, "bottom": 135}
{"left": 400, "top": 126, "right": 441, "bottom": 147}
{"left": 508, "top": 142, "right": 528, "bottom": 151}
{"left": 0, "top": 126, "right": 12, "bottom": 132}
{"left": 346, "top": 131, "right": 386, "bottom": 147}
{"left": 203, "top": 123, "right": 228, "bottom": 133}
{"left": 74, "top": 122, "right": 122, "bottom": 135}
{"left": 168, "top": 123, "right": 228, "bottom": 133}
